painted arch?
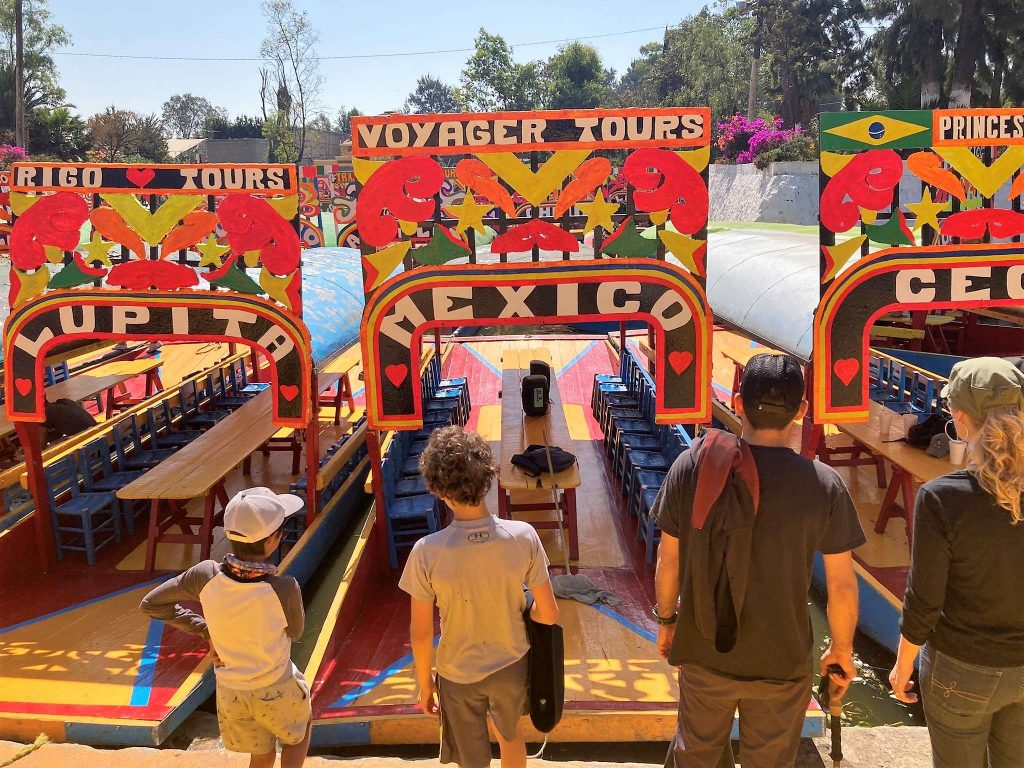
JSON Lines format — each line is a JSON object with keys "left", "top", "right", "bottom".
{"left": 4, "top": 290, "right": 312, "bottom": 427}
{"left": 361, "top": 259, "right": 712, "bottom": 429}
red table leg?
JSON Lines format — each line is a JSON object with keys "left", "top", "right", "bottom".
{"left": 497, "top": 487, "right": 509, "bottom": 519}
{"left": 145, "top": 499, "right": 161, "bottom": 573}
{"left": 145, "top": 369, "right": 163, "bottom": 397}
{"left": 564, "top": 488, "right": 579, "bottom": 562}
{"left": 200, "top": 492, "right": 216, "bottom": 561}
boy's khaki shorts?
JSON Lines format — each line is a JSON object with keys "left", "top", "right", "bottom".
{"left": 216, "top": 669, "right": 312, "bottom": 754}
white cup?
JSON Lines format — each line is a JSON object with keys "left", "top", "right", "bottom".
{"left": 902, "top": 413, "right": 919, "bottom": 439}
{"left": 868, "top": 401, "right": 882, "bottom": 428}
{"left": 878, "top": 409, "right": 895, "bottom": 438}
{"left": 949, "top": 439, "right": 967, "bottom": 465}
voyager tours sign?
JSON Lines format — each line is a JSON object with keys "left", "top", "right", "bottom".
{"left": 352, "top": 108, "right": 710, "bottom": 156}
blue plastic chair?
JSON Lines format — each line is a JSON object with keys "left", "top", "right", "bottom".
{"left": 79, "top": 438, "right": 146, "bottom": 535}
{"left": 112, "top": 415, "right": 176, "bottom": 471}
{"left": 381, "top": 452, "right": 439, "bottom": 568}
{"left": 44, "top": 455, "right": 121, "bottom": 565}
{"left": 146, "top": 401, "right": 203, "bottom": 449}
{"left": 176, "top": 381, "right": 230, "bottom": 430}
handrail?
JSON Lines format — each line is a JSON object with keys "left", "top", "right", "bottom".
{"left": 316, "top": 422, "right": 368, "bottom": 492}
{"left": 870, "top": 348, "right": 951, "bottom": 384}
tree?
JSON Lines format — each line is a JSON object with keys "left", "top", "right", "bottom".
{"left": 0, "top": 0, "right": 70, "bottom": 145}
{"left": 865, "top": 0, "right": 955, "bottom": 108}
{"left": 544, "top": 43, "right": 614, "bottom": 109}
{"left": 260, "top": 0, "right": 323, "bottom": 162}
{"left": 613, "top": 13, "right": 752, "bottom": 119}
{"left": 160, "top": 93, "right": 228, "bottom": 138}
{"left": 87, "top": 107, "right": 167, "bottom": 162}
{"left": 753, "top": 0, "right": 868, "bottom": 126}
{"left": 334, "top": 106, "right": 361, "bottom": 139}
{"left": 405, "top": 75, "right": 459, "bottom": 114}
{"left": 458, "top": 29, "right": 545, "bottom": 111}
{"left": 28, "top": 106, "right": 89, "bottom": 159}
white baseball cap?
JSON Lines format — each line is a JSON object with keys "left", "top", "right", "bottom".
{"left": 223, "top": 487, "right": 304, "bottom": 543}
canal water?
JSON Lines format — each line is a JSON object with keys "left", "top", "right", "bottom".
{"left": 809, "top": 589, "right": 923, "bottom": 727}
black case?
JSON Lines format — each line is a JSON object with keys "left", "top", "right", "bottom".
{"left": 521, "top": 374, "right": 549, "bottom": 416}
{"left": 523, "top": 593, "right": 564, "bottom": 733}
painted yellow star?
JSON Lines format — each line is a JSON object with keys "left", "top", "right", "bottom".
{"left": 196, "top": 235, "right": 231, "bottom": 268}
{"left": 78, "top": 232, "right": 116, "bottom": 266}
{"left": 444, "top": 195, "right": 491, "bottom": 235}
{"left": 576, "top": 190, "right": 620, "bottom": 234}
{"left": 905, "top": 188, "right": 947, "bottom": 232}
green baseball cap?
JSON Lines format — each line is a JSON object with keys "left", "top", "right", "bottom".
{"left": 941, "top": 357, "right": 1024, "bottom": 423}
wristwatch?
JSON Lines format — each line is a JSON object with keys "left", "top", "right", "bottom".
{"left": 652, "top": 607, "right": 677, "bottom": 626}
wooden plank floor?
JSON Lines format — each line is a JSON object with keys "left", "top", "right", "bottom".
{"left": 310, "top": 337, "right": 822, "bottom": 745}
{"left": 0, "top": 355, "right": 364, "bottom": 740}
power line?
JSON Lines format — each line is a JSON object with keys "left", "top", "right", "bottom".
{"left": 52, "top": 25, "right": 670, "bottom": 63}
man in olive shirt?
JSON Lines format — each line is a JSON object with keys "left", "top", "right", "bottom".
{"left": 654, "top": 354, "right": 865, "bottom": 768}
{"left": 399, "top": 427, "right": 559, "bottom": 768}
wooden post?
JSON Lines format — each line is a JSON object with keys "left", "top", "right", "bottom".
{"left": 15, "top": 422, "right": 53, "bottom": 574}
{"left": 366, "top": 429, "right": 390, "bottom": 575}
{"left": 14, "top": 0, "right": 25, "bottom": 150}
{"left": 250, "top": 349, "right": 261, "bottom": 382}
{"left": 619, "top": 321, "right": 627, "bottom": 355}
{"left": 305, "top": 372, "right": 320, "bottom": 527}
{"left": 434, "top": 327, "right": 442, "bottom": 362}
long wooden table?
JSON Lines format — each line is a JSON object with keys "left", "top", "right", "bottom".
{"left": 118, "top": 389, "right": 281, "bottom": 572}
{"left": 498, "top": 348, "right": 581, "bottom": 561}
{"left": 838, "top": 420, "right": 954, "bottom": 544}
{"left": 0, "top": 358, "right": 163, "bottom": 440}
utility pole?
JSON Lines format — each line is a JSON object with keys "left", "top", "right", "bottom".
{"left": 14, "top": 0, "right": 26, "bottom": 149}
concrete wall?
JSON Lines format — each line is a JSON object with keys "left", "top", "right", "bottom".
{"left": 709, "top": 161, "right": 820, "bottom": 225}
{"left": 710, "top": 160, "right": 1012, "bottom": 225}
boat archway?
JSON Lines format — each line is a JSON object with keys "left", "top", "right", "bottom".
{"left": 361, "top": 259, "right": 711, "bottom": 429}
{"left": 5, "top": 290, "right": 312, "bottom": 427}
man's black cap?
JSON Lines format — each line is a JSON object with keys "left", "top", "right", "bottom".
{"left": 739, "top": 353, "right": 805, "bottom": 415}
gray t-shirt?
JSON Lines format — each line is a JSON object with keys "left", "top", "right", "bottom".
{"left": 399, "top": 514, "right": 551, "bottom": 684}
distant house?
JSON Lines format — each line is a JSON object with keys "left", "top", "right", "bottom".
{"left": 167, "top": 129, "right": 346, "bottom": 165}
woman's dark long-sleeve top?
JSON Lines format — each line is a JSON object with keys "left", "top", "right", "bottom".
{"left": 900, "top": 470, "right": 1024, "bottom": 667}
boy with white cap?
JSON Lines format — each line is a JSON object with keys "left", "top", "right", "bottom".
{"left": 140, "top": 487, "right": 311, "bottom": 768}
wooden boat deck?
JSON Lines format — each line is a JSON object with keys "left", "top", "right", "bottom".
{"left": 0, "top": 344, "right": 363, "bottom": 745}
{"left": 306, "top": 336, "right": 824, "bottom": 746}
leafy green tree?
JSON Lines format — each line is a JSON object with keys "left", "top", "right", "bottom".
{"left": 334, "top": 106, "right": 361, "bottom": 138}
{"left": 458, "top": 29, "right": 544, "bottom": 111}
{"left": 0, "top": 0, "right": 70, "bottom": 143}
{"left": 161, "top": 93, "right": 228, "bottom": 138}
{"left": 614, "top": 12, "right": 752, "bottom": 118}
{"left": 260, "top": 0, "right": 323, "bottom": 161}
{"left": 544, "top": 43, "right": 613, "bottom": 109}
{"left": 87, "top": 107, "right": 167, "bottom": 162}
{"left": 28, "top": 106, "right": 89, "bottom": 159}
{"left": 753, "top": 0, "right": 868, "bottom": 125}
{"left": 405, "top": 75, "right": 459, "bottom": 114}
{"left": 865, "top": 0, "right": 954, "bottom": 107}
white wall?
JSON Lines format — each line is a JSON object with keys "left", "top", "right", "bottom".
{"left": 710, "top": 160, "right": 1012, "bottom": 225}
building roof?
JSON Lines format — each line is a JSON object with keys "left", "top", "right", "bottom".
{"left": 167, "top": 138, "right": 207, "bottom": 158}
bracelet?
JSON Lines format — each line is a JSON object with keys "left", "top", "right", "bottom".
{"left": 652, "top": 607, "right": 678, "bottom": 626}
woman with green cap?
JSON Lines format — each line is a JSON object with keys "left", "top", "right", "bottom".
{"left": 889, "top": 357, "right": 1024, "bottom": 767}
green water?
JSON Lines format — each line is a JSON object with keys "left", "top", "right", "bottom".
{"left": 809, "top": 589, "right": 923, "bottom": 727}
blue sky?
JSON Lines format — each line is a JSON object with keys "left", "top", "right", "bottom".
{"left": 48, "top": 0, "right": 710, "bottom": 122}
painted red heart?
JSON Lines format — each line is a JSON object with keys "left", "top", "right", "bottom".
{"left": 279, "top": 384, "right": 299, "bottom": 401}
{"left": 385, "top": 364, "right": 409, "bottom": 388}
{"left": 14, "top": 378, "right": 32, "bottom": 397}
{"left": 126, "top": 167, "right": 156, "bottom": 188}
{"left": 668, "top": 351, "right": 694, "bottom": 375}
{"left": 833, "top": 358, "right": 860, "bottom": 386}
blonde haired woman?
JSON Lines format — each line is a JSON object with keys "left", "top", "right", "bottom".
{"left": 890, "top": 357, "right": 1024, "bottom": 767}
